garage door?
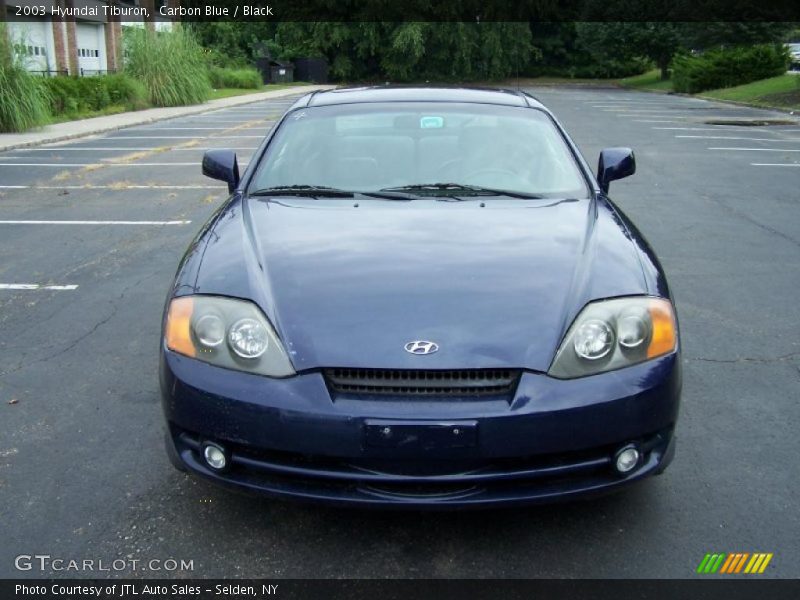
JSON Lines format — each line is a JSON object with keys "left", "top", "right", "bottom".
{"left": 7, "top": 18, "right": 54, "bottom": 72}
{"left": 76, "top": 22, "right": 107, "bottom": 75}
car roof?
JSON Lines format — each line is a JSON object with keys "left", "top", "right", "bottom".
{"left": 290, "top": 86, "right": 547, "bottom": 111}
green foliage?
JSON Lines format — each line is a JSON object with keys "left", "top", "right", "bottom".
{"left": 124, "top": 27, "right": 210, "bottom": 107}
{"left": 209, "top": 67, "right": 263, "bottom": 89}
{"left": 0, "top": 23, "right": 51, "bottom": 132}
{"left": 102, "top": 73, "right": 149, "bottom": 109}
{"left": 43, "top": 74, "right": 148, "bottom": 116}
{"left": 672, "top": 44, "right": 790, "bottom": 94}
{"left": 270, "top": 22, "right": 538, "bottom": 82}
{"left": 576, "top": 22, "right": 683, "bottom": 80}
{"left": 681, "top": 22, "right": 795, "bottom": 51}
{"left": 189, "top": 22, "right": 271, "bottom": 66}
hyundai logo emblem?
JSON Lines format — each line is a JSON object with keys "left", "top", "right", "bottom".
{"left": 404, "top": 341, "right": 439, "bottom": 355}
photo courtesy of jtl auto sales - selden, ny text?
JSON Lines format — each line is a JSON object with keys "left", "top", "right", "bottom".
{"left": 1, "top": 1, "right": 799, "bottom": 599}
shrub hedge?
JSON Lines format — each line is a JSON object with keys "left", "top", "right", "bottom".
{"left": 672, "top": 44, "right": 789, "bottom": 94}
{"left": 209, "top": 66, "right": 263, "bottom": 89}
{"left": 43, "top": 74, "right": 149, "bottom": 115}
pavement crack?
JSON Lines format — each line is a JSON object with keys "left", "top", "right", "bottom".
{"left": 687, "top": 352, "right": 800, "bottom": 365}
{"left": 701, "top": 194, "right": 800, "bottom": 250}
{"left": 0, "top": 271, "right": 159, "bottom": 380}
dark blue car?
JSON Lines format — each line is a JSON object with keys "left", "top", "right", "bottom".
{"left": 160, "top": 87, "right": 681, "bottom": 507}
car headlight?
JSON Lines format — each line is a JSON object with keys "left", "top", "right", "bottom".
{"left": 548, "top": 297, "right": 677, "bottom": 379}
{"left": 164, "top": 296, "right": 295, "bottom": 377}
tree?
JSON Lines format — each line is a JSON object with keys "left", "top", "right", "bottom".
{"left": 268, "top": 22, "right": 537, "bottom": 83}
{"left": 680, "top": 22, "right": 794, "bottom": 50}
{"left": 576, "top": 22, "right": 683, "bottom": 80}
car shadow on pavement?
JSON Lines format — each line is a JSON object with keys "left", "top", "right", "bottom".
{"left": 114, "top": 468, "right": 667, "bottom": 578}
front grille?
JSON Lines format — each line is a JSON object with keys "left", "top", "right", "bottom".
{"left": 324, "top": 368, "right": 520, "bottom": 397}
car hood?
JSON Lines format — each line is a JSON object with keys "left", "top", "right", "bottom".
{"left": 191, "top": 196, "right": 652, "bottom": 372}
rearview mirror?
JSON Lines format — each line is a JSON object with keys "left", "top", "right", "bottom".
{"left": 202, "top": 149, "right": 240, "bottom": 193}
{"left": 597, "top": 148, "right": 635, "bottom": 194}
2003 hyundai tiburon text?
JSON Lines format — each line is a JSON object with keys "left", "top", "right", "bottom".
{"left": 160, "top": 87, "right": 681, "bottom": 507}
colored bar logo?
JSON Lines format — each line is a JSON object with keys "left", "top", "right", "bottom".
{"left": 697, "top": 553, "right": 773, "bottom": 574}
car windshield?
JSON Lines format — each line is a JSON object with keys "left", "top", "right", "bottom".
{"left": 249, "top": 102, "right": 589, "bottom": 199}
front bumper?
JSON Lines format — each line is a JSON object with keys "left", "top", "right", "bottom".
{"left": 160, "top": 351, "right": 681, "bottom": 508}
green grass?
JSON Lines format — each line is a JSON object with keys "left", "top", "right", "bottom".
{"left": 700, "top": 74, "right": 800, "bottom": 109}
{"left": 209, "top": 83, "right": 310, "bottom": 100}
{"left": 618, "top": 69, "right": 674, "bottom": 92}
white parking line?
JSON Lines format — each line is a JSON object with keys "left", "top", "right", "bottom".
{"left": 138, "top": 127, "right": 230, "bottom": 130}
{"left": 677, "top": 135, "right": 800, "bottom": 142}
{"left": 592, "top": 104, "right": 678, "bottom": 108}
{"left": 618, "top": 114, "right": 686, "bottom": 119}
{"left": 176, "top": 119, "right": 270, "bottom": 123}
{"left": 634, "top": 119, "right": 681, "bottom": 123}
{"left": 602, "top": 108, "right": 683, "bottom": 112}
{"left": 0, "top": 185, "right": 225, "bottom": 189}
{"left": 654, "top": 126, "right": 776, "bottom": 131}
{"left": 708, "top": 147, "right": 800, "bottom": 152}
{"left": 0, "top": 220, "right": 191, "bottom": 225}
{"left": 0, "top": 163, "right": 200, "bottom": 167}
{"left": 102, "top": 135, "right": 197, "bottom": 139}
{"left": 18, "top": 147, "right": 257, "bottom": 152}
{"left": 590, "top": 102, "right": 680, "bottom": 107}
{"left": 101, "top": 135, "right": 264, "bottom": 139}
{"left": 0, "top": 283, "right": 78, "bottom": 291}
{"left": 750, "top": 163, "right": 800, "bottom": 166}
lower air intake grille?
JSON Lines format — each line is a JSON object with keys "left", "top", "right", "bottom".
{"left": 325, "top": 368, "right": 520, "bottom": 397}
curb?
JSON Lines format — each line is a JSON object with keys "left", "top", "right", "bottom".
{"left": 0, "top": 85, "right": 335, "bottom": 153}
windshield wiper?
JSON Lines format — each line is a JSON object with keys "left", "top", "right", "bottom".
{"left": 380, "top": 183, "right": 545, "bottom": 200}
{"left": 249, "top": 185, "right": 354, "bottom": 198}
{"left": 249, "top": 185, "right": 413, "bottom": 201}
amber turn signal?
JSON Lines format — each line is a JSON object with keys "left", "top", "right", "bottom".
{"left": 647, "top": 298, "right": 677, "bottom": 359}
{"left": 165, "top": 297, "right": 195, "bottom": 358}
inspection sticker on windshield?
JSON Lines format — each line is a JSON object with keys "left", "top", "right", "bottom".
{"left": 420, "top": 116, "right": 444, "bottom": 129}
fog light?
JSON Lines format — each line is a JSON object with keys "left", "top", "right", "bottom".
{"left": 202, "top": 443, "right": 228, "bottom": 471}
{"left": 615, "top": 445, "right": 640, "bottom": 474}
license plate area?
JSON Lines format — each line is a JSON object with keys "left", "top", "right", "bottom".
{"left": 364, "top": 420, "right": 478, "bottom": 449}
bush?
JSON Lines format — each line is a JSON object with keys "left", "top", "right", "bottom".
{"left": 208, "top": 66, "right": 263, "bottom": 89}
{"left": 43, "top": 73, "right": 148, "bottom": 116}
{"left": 124, "top": 27, "right": 211, "bottom": 107}
{"left": 0, "top": 24, "right": 50, "bottom": 132}
{"left": 672, "top": 44, "right": 789, "bottom": 94}
{"left": 102, "top": 74, "right": 149, "bottom": 110}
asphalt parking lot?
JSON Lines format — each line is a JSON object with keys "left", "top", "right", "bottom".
{"left": 1, "top": 87, "right": 798, "bottom": 579}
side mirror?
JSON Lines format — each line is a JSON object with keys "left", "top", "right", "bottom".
{"left": 597, "top": 147, "right": 635, "bottom": 194}
{"left": 202, "top": 149, "right": 240, "bottom": 193}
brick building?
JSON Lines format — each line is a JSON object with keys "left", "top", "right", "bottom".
{"left": 3, "top": 0, "right": 180, "bottom": 76}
